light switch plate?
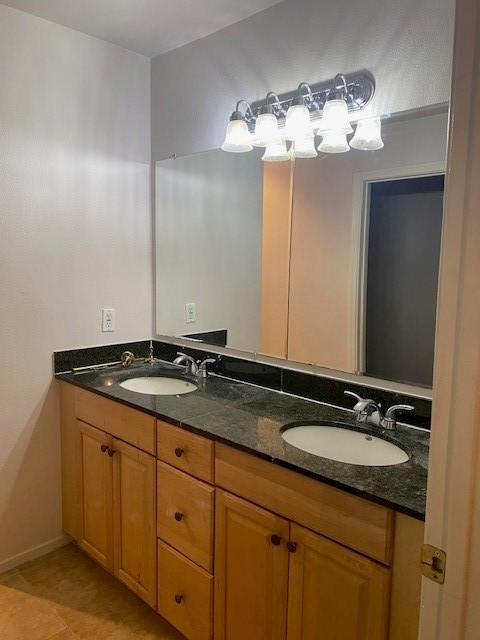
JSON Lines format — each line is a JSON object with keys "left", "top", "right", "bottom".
{"left": 102, "top": 308, "right": 115, "bottom": 332}
{"left": 185, "top": 302, "right": 196, "bottom": 323}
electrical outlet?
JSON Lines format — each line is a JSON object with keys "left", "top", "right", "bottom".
{"left": 185, "top": 302, "right": 196, "bottom": 324}
{"left": 102, "top": 308, "right": 115, "bottom": 332}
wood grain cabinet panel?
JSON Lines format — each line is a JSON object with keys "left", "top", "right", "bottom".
{"left": 158, "top": 541, "right": 213, "bottom": 640}
{"left": 157, "top": 461, "right": 214, "bottom": 572}
{"left": 215, "top": 443, "right": 394, "bottom": 564}
{"left": 287, "top": 524, "right": 391, "bottom": 640}
{"left": 113, "top": 438, "right": 157, "bottom": 607}
{"left": 157, "top": 420, "right": 214, "bottom": 483}
{"left": 214, "top": 490, "right": 289, "bottom": 640}
{"left": 74, "top": 387, "right": 155, "bottom": 454}
{"left": 106, "top": 402, "right": 156, "bottom": 455}
{"left": 77, "top": 420, "right": 113, "bottom": 571}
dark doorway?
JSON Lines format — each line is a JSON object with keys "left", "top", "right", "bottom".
{"left": 365, "top": 174, "right": 444, "bottom": 387}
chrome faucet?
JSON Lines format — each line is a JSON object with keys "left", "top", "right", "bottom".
{"left": 173, "top": 352, "right": 217, "bottom": 379}
{"left": 344, "top": 391, "right": 382, "bottom": 426}
{"left": 344, "top": 391, "right": 414, "bottom": 431}
{"left": 173, "top": 352, "right": 198, "bottom": 376}
{"left": 198, "top": 358, "right": 216, "bottom": 379}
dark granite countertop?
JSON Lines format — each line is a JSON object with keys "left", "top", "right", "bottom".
{"left": 56, "top": 360, "right": 429, "bottom": 520}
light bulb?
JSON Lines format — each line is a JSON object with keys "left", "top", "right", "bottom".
{"left": 319, "top": 98, "right": 353, "bottom": 135}
{"left": 350, "top": 117, "right": 384, "bottom": 151}
{"left": 284, "top": 104, "right": 311, "bottom": 140}
{"left": 253, "top": 113, "right": 279, "bottom": 147}
{"left": 221, "top": 119, "right": 253, "bottom": 153}
{"left": 262, "top": 139, "right": 291, "bottom": 162}
{"left": 318, "top": 131, "right": 350, "bottom": 154}
{"left": 293, "top": 134, "right": 317, "bottom": 159}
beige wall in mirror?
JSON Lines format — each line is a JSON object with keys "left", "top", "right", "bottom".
{"left": 155, "top": 108, "right": 448, "bottom": 388}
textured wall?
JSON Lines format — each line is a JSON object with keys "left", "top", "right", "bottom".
{"left": 0, "top": 5, "right": 151, "bottom": 569}
{"left": 151, "top": 0, "right": 455, "bottom": 160}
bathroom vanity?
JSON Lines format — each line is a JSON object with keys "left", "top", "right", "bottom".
{"left": 57, "top": 360, "right": 427, "bottom": 640}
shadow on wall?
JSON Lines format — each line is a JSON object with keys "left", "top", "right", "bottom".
{"left": 0, "top": 380, "right": 63, "bottom": 568}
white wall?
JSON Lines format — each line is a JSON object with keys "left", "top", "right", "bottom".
{"left": 0, "top": 5, "right": 151, "bottom": 569}
{"left": 151, "top": 0, "right": 454, "bottom": 160}
{"left": 155, "top": 149, "right": 263, "bottom": 352}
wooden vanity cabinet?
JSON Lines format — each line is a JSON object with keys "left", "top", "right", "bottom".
{"left": 113, "top": 437, "right": 156, "bottom": 608}
{"left": 287, "top": 523, "right": 390, "bottom": 640}
{"left": 215, "top": 489, "right": 390, "bottom": 640}
{"left": 60, "top": 383, "right": 157, "bottom": 608}
{"left": 215, "top": 490, "right": 290, "bottom": 640}
{"left": 60, "top": 384, "right": 424, "bottom": 640}
{"left": 77, "top": 420, "right": 114, "bottom": 571}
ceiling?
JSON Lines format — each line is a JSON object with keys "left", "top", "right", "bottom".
{"left": 0, "top": 0, "right": 283, "bottom": 57}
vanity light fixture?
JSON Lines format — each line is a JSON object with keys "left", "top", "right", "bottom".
{"left": 317, "top": 75, "right": 354, "bottom": 136}
{"left": 221, "top": 100, "right": 255, "bottom": 152}
{"left": 262, "top": 138, "right": 291, "bottom": 162}
{"left": 318, "top": 130, "right": 350, "bottom": 154}
{"left": 253, "top": 93, "right": 283, "bottom": 146}
{"left": 222, "top": 71, "right": 380, "bottom": 160}
{"left": 350, "top": 116, "right": 384, "bottom": 150}
{"left": 293, "top": 134, "right": 318, "bottom": 158}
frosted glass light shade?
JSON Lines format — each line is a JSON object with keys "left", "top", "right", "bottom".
{"left": 262, "top": 139, "right": 290, "bottom": 162}
{"left": 253, "top": 113, "right": 279, "bottom": 147}
{"left": 293, "top": 134, "right": 317, "bottom": 158}
{"left": 320, "top": 99, "right": 353, "bottom": 134}
{"left": 318, "top": 131, "right": 350, "bottom": 154}
{"left": 284, "top": 104, "right": 311, "bottom": 140}
{"left": 350, "top": 117, "right": 384, "bottom": 150}
{"left": 221, "top": 119, "right": 253, "bottom": 152}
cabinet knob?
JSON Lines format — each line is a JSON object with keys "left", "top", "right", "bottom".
{"left": 287, "top": 541, "right": 297, "bottom": 553}
{"left": 174, "top": 447, "right": 184, "bottom": 458}
{"left": 107, "top": 448, "right": 116, "bottom": 457}
{"left": 174, "top": 511, "right": 184, "bottom": 522}
{"left": 100, "top": 444, "right": 108, "bottom": 453}
{"left": 174, "top": 594, "right": 183, "bottom": 604}
{"left": 270, "top": 534, "right": 281, "bottom": 546}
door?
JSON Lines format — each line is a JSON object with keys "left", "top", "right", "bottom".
{"left": 215, "top": 490, "right": 289, "bottom": 640}
{"left": 112, "top": 438, "right": 156, "bottom": 608}
{"left": 78, "top": 420, "right": 113, "bottom": 571}
{"left": 287, "top": 524, "right": 390, "bottom": 640}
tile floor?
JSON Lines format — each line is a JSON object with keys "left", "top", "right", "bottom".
{"left": 0, "top": 544, "right": 184, "bottom": 639}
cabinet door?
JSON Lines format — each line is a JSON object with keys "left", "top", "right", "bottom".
{"left": 215, "top": 490, "right": 289, "bottom": 640}
{"left": 287, "top": 524, "right": 391, "bottom": 640}
{"left": 112, "top": 438, "right": 156, "bottom": 608}
{"left": 78, "top": 420, "right": 113, "bottom": 571}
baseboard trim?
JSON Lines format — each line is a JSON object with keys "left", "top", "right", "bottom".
{"left": 0, "top": 534, "right": 71, "bottom": 574}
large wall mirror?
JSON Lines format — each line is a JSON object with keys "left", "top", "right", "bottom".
{"left": 155, "top": 106, "right": 447, "bottom": 390}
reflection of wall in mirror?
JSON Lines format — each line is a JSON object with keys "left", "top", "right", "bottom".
{"left": 155, "top": 149, "right": 263, "bottom": 353}
{"left": 287, "top": 111, "right": 448, "bottom": 374}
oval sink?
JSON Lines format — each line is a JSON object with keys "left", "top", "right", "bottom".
{"left": 119, "top": 377, "right": 198, "bottom": 396}
{"left": 281, "top": 424, "right": 409, "bottom": 466}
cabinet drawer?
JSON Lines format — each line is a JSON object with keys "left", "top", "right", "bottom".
{"left": 75, "top": 387, "right": 108, "bottom": 430}
{"left": 157, "top": 420, "right": 214, "bottom": 483}
{"left": 74, "top": 388, "right": 155, "bottom": 454}
{"left": 106, "top": 401, "right": 155, "bottom": 455}
{"left": 158, "top": 540, "right": 213, "bottom": 640}
{"left": 157, "top": 462, "right": 214, "bottom": 571}
{"left": 215, "top": 443, "right": 394, "bottom": 565}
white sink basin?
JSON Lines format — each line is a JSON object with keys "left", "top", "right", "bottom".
{"left": 281, "top": 424, "right": 409, "bottom": 466}
{"left": 119, "top": 377, "right": 198, "bottom": 396}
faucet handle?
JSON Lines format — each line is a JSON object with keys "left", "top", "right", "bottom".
{"left": 385, "top": 404, "right": 415, "bottom": 418}
{"left": 344, "top": 390, "right": 363, "bottom": 403}
{"left": 382, "top": 404, "right": 414, "bottom": 430}
{"left": 198, "top": 358, "right": 216, "bottom": 378}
